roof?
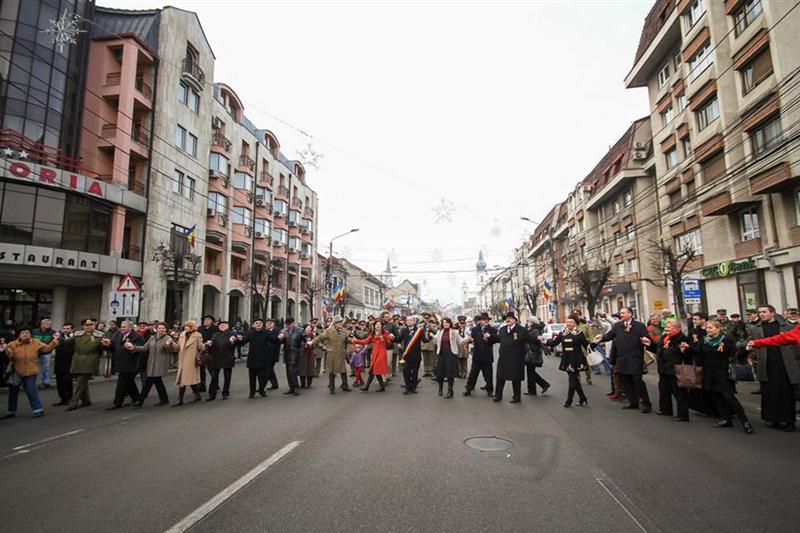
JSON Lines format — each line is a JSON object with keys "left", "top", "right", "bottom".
{"left": 582, "top": 117, "right": 650, "bottom": 194}
{"left": 93, "top": 7, "right": 161, "bottom": 53}
{"left": 632, "top": 0, "right": 676, "bottom": 67}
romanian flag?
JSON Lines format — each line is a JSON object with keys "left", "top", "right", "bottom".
{"left": 185, "top": 224, "right": 197, "bottom": 248}
{"left": 543, "top": 281, "right": 552, "bottom": 302}
{"left": 333, "top": 283, "right": 346, "bottom": 302}
{"left": 504, "top": 296, "right": 514, "bottom": 312}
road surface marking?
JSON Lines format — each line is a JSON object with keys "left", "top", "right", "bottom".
{"left": 163, "top": 440, "right": 303, "bottom": 533}
{"left": 594, "top": 468, "right": 659, "bottom": 533}
{"left": 12, "top": 429, "right": 85, "bottom": 451}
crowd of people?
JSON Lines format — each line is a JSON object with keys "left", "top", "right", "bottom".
{"left": 1, "top": 305, "right": 798, "bottom": 434}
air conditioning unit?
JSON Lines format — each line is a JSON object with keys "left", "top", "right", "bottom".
{"left": 288, "top": 247, "right": 296, "bottom": 253}
{"left": 274, "top": 212, "right": 284, "bottom": 218}
{"left": 255, "top": 231, "right": 264, "bottom": 238}
{"left": 255, "top": 199, "right": 265, "bottom": 206}
{"left": 632, "top": 151, "right": 647, "bottom": 160}
{"left": 206, "top": 207, "right": 214, "bottom": 217}
{"left": 300, "top": 228, "right": 308, "bottom": 234}
{"left": 288, "top": 221, "right": 296, "bottom": 227}
{"left": 212, "top": 117, "right": 223, "bottom": 130}
{"left": 634, "top": 141, "right": 646, "bottom": 150}
{"left": 300, "top": 253, "right": 309, "bottom": 259}
{"left": 273, "top": 240, "right": 281, "bottom": 246}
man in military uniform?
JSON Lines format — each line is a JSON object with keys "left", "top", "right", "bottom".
{"left": 58, "top": 319, "right": 106, "bottom": 411}
{"left": 420, "top": 313, "right": 436, "bottom": 377}
{"left": 456, "top": 316, "right": 469, "bottom": 379}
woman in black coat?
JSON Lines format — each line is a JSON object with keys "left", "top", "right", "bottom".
{"left": 685, "top": 320, "right": 753, "bottom": 434}
{"left": 524, "top": 320, "right": 550, "bottom": 396}
{"left": 545, "top": 317, "right": 589, "bottom": 408}
{"left": 643, "top": 320, "right": 690, "bottom": 421}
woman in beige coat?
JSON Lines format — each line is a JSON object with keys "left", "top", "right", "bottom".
{"left": 175, "top": 320, "right": 204, "bottom": 406}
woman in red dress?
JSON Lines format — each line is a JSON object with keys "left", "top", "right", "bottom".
{"left": 353, "top": 322, "right": 393, "bottom": 392}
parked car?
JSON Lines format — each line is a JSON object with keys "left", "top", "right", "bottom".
{"left": 542, "top": 323, "right": 566, "bottom": 356}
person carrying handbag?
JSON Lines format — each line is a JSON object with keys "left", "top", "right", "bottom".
{"left": 524, "top": 319, "right": 550, "bottom": 396}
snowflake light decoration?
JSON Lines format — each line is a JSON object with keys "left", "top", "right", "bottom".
{"left": 43, "top": 10, "right": 86, "bottom": 53}
{"left": 430, "top": 248, "right": 443, "bottom": 263}
{"left": 432, "top": 198, "right": 455, "bottom": 224}
{"left": 489, "top": 221, "right": 502, "bottom": 239}
{"left": 296, "top": 143, "right": 323, "bottom": 169}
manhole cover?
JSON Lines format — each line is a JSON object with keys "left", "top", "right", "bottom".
{"left": 463, "top": 436, "right": 514, "bottom": 452}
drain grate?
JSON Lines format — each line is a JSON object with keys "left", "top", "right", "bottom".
{"left": 463, "top": 436, "right": 514, "bottom": 452}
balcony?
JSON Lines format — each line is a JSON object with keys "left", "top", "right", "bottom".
{"left": 291, "top": 197, "right": 302, "bottom": 209}
{"left": 131, "top": 124, "right": 150, "bottom": 146}
{"left": 277, "top": 185, "right": 289, "bottom": 199}
{"left": 734, "top": 238, "right": 762, "bottom": 259}
{"left": 303, "top": 206, "right": 314, "bottom": 219}
{"left": 239, "top": 154, "right": 256, "bottom": 172}
{"left": 105, "top": 72, "right": 121, "bottom": 86}
{"left": 211, "top": 131, "right": 232, "bottom": 152}
{"left": 101, "top": 123, "right": 117, "bottom": 139}
{"left": 135, "top": 76, "right": 152, "bottom": 100}
{"left": 749, "top": 162, "right": 795, "bottom": 195}
{"left": 181, "top": 58, "right": 205, "bottom": 92}
{"left": 259, "top": 171, "right": 274, "bottom": 187}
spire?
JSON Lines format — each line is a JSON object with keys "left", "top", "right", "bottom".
{"left": 381, "top": 254, "right": 394, "bottom": 288}
{"left": 475, "top": 251, "right": 487, "bottom": 272}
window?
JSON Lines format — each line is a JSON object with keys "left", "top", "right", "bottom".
{"left": 697, "top": 96, "right": 719, "bottom": 130}
{"left": 271, "top": 227, "right": 288, "bottom": 245}
{"left": 188, "top": 90, "right": 199, "bottom": 113}
{"left": 665, "top": 147, "right": 679, "bottom": 169}
{"left": 677, "top": 92, "right": 687, "bottom": 111}
{"left": 183, "top": 175, "right": 195, "bottom": 200}
{"left": 187, "top": 133, "right": 198, "bottom": 157}
{"left": 734, "top": 0, "right": 763, "bottom": 36}
{"left": 676, "top": 229, "right": 703, "bottom": 255}
{"left": 273, "top": 199, "right": 288, "bottom": 215}
{"left": 255, "top": 187, "right": 271, "bottom": 204}
{"left": 614, "top": 231, "right": 623, "bottom": 245}
{"left": 657, "top": 63, "right": 670, "bottom": 88}
{"left": 669, "top": 189, "right": 682, "bottom": 206}
{"left": 254, "top": 218, "right": 269, "bottom": 236}
{"left": 209, "top": 153, "right": 230, "bottom": 177}
{"left": 612, "top": 199, "right": 620, "bottom": 214}
{"left": 686, "top": 178, "right": 696, "bottom": 196}
{"left": 674, "top": 50, "right": 682, "bottom": 70}
{"left": 750, "top": 115, "right": 781, "bottom": 156}
{"left": 175, "top": 124, "right": 186, "bottom": 149}
{"left": 579, "top": 244, "right": 586, "bottom": 258}
{"left": 629, "top": 258, "right": 639, "bottom": 273}
{"left": 618, "top": 262, "right": 625, "bottom": 276}
{"left": 740, "top": 208, "right": 760, "bottom": 241}
{"left": 688, "top": 43, "right": 713, "bottom": 81}
{"left": 231, "top": 206, "right": 252, "bottom": 226}
{"left": 207, "top": 192, "right": 226, "bottom": 214}
{"left": 626, "top": 224, "right": 635, "bottom": 241}
{"left": 742, "top": 46, "right": 773, "bottom": 94}
{"left": 178, "top": 82, "right": 188, "bottom": 104}
{"left": 233, "top": 171, "right": 252, "bottom": 190}
{"left": 288, "top": 210, "right": 301, "bottom": 225}
{"left": 660, "top": 104, "right": 675, "bottom": 127}
{"left": 683, "top": 0, "right": 706, "bottom": 32}
{"left": 173, "top": 169, "right": 183, "bottom": 195}
{"left": 701, "top": 152, "right": 726, "bottom": 182}
{"left": 681, "top": 137, "right": 692, "bottom": 158}
{"left": 288, "top": 237, "right": 300, "bottom": 250}
{"left": 623, "top": 190, "right": 633, "bottom": 207}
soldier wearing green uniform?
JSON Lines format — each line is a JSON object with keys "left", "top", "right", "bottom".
{"left": 58, "top": 319, "right": 106, "bottom": 411}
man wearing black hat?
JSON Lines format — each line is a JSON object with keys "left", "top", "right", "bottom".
{"left": 279, "top": 318, "right": 306, "bottom": 396}
{"left": 237, "top": 318, "right": 282, "bottom": 398}
{"left": 463, "top": 313, "right": 497, "bottom": 396}
{"left": 396, "top": 316, "right": 428, "bottom": 394}
{"left": 197, "top": 315, "right": 218, "bottom": 392}
{"left": 493, "top": 312, "right": 529, "bottom": 403}
{"left": 205, "top": 320, "right": 239, "bottom": 401}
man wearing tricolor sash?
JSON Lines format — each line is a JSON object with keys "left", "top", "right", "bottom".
{"left": 397, "top": 317, "right": 429, "bottom": 395}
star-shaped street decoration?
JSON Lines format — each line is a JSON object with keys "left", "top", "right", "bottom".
{"left": 17, "top": 150, "right": 28, "bottom": 160}
{"left": 2, "top": 147, "right": 14, "bottom": 157}
{"left": 489, "top": 221, "right": 502, "bottom": 239}
{"left": 432, "top": 198, "right": 455, "bottom": 224}
{"left": 296, "top": 143, "right": 323, "bottom": 170}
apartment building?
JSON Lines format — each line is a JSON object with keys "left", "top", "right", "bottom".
{"left": 337, "top": 258, "right": 387, "bottom": 320}
{"left": 626, "top": 0, "right": 800, "bottom": 315}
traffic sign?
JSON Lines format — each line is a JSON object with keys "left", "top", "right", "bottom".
{"left": 108, "top": 290, "right": 140, "bottom": 318}
{"left": 116, "top": 273, "right": 140, "bottom": 292}
{"left": 682, "top": 278, "right": 702, "bottom": 300}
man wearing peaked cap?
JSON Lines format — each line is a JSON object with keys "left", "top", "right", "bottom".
{"left": 493, "top": 311, "right": 528, "bottom": 403}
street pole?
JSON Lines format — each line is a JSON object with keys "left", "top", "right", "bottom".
{"left": 549, "top": 228, "right": 560, "bottom": 323}
{"left": 325, "top": 228, "right": 359, "bottom": 317}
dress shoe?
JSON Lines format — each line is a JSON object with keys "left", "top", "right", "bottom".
{"left": 267, "top": 385, "right": 279, "bottom": 390}
{"left": 656, "top": 410, "right": 671, "bottom": 416}
{"left": 562, "top": 402, "right": 572, "bottom": 408}
{"left": 248, "top": 395, "right": 255, "bottom": 399}
{"left": 578, "top": 399, "right": 588, "bottom": 407}
{"left": 445, "top": 390, "right": 453, "bottom": 399}
{"left": 284, "top": 390, "right": 295, "bottom": 395}
{"left": 524, "top": 391, "right": 537, "bottom": 396}
{"left": 438, "top": 390, "right": 443, "bottom": 397}
{"left": 672, "top": 416, "right": 689, "bottom": 422}
{"left": 641, "top": 405, "right": 652, "bottom": 414}
{"left": 259, "top": 391, "right": 267, "bottom": 397}
{"left": 714, "top": 419, "right": 733, "bottom": 428}
{"left": 205, "top": 397, "right": 216, "bottom": 402}
{"left": 410, "top": 389, "right": 418, "bottom": 394}
{"left": 403, "top": 390, "right": 411, "bottom": 395}
{"left": 378, "top": 385, "right": 386, "bottom": 392}
{"left": 105, "top": 405, "right": 123, "bottom": 411}
{"left": 52, "top": 401, "right": 67, "bottom": 406}
{"left": 621, "top": 403, "right": 639, "bottom": 410}
{"left": 493, "top": 397, "right": 503, "bottom": 402}
{"left": 510, "top": 398, "right": 521, "bottom": 404}
{"left": 540, "top": 384, "right": 550, "bottom": 394}
{"left": 743, "top": 421, "right": 754, "bottom": 434}
{"left": 222, "top": 395, "right": 229, "bottom": 400}
{"left": 462, "top": 390, "right": 471, "bottom": 396}
{"left": 293, "top": 391, "right": 300, "bottom": 396}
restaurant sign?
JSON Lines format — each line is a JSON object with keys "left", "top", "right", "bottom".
{"left": 701, "top": 258, "right": 756, "bottom": 279}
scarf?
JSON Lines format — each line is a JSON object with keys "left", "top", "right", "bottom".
{"left": 704, "top": 334, "right": 725, "bottom": 348}
{"left": 662, "top": 329, "right": 681, "bottom": 348}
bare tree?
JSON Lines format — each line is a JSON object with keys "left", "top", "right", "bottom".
{"left": 564, "top": 249, "right": 613, "bottom": 316}
{"left": 243, "top": 260, "right": 280, "bottom": 321}
{"left": 304, "top": 280, "right": 326, "bottom": 319}
{"left": 522, "top": 283, "right": 541, "bottom": 317}
{"left": 648, "top": 239, "right": 696, "bottom": 317}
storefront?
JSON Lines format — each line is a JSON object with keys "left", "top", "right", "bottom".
{"left": 701, "top": 257, "right": 764, "bottom": 315}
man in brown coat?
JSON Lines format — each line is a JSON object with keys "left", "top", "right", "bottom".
{"left": 310, "top": 317, "right": 352, "bottom": 394}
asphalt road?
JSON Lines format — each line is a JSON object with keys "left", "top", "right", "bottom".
{"left": 1, "top": 357, "right": 798, "bottom": 533}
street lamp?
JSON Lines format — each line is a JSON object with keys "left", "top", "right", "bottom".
{"left": 326, "top": 228, "right": 359, "bottom": 313}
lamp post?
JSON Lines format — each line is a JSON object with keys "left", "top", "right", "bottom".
{"left": 326, "top": 228, "right": 359, "bottom": 315}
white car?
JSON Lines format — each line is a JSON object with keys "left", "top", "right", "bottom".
{"left": 542, "top": 323, "right": 566, "bottom": 355}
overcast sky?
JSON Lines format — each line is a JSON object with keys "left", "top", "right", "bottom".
{"left": 103, "top": 0, "right": 653, "bottom": 304}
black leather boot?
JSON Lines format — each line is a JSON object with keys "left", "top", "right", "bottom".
{"left": 328, "top": 374, "right": 336, "bottom": 395}
{"left": 361, "top": 375, "right": 373, "bottom": 392}
{"left": 340, "top": 373, "right": 351, "bottom": 391}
